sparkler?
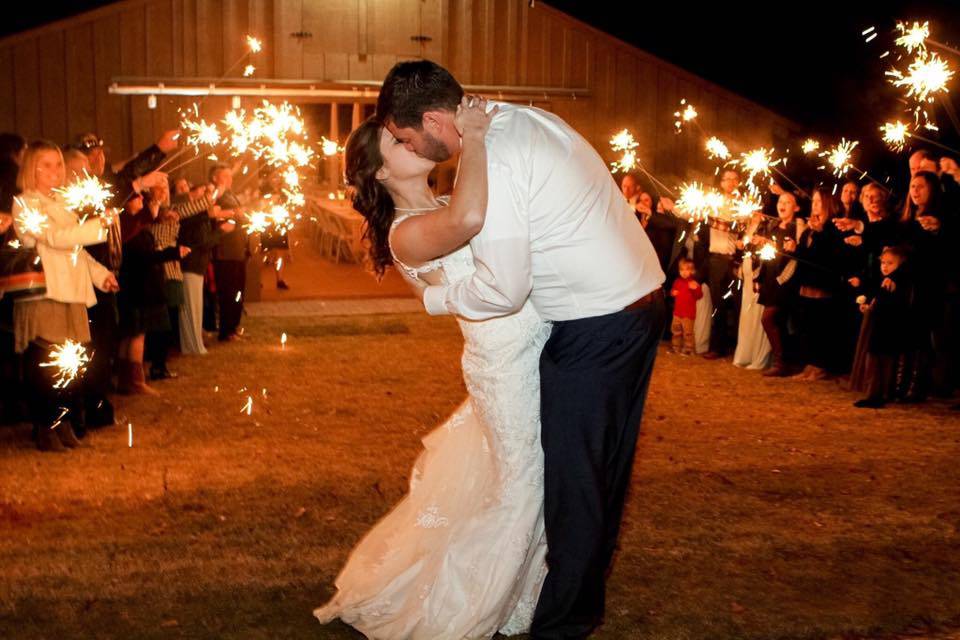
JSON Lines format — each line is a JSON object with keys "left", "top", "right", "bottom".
{"left": 801, "top": 138, "right": 820, "bottom": 155}
{"left": 13, "top": 197, "right": 48, "bottom": 236}
{"left": 757, "top": 243, "right": 778, "bottom": 261}
{"left": 321, "top": 137, "right": 341, "bottom": 157}
{"left": 246, "top": 35, "right": 262, "bottom": 53}
{"left": 40, "top": 339, "right": 90, "bottom": 389}
{"left": 180, "top": 110, "right": 222, "bottom": 151}
{"left": 674, "top": 182, "right": 722, "bottom": 222}
{"left": 54, "top": 171, "right": 112, "bottom": 219}
{"left": 820, "top": 138, "right": 859, "bottom": 177}
{"left": 894, "top": 21, "right": 929, "bottom": 54}
{"left": 887, "top": 52, "right": 953, "bottom": 104}
{"left": 673, "top": 99, "right": 698, "bottom": 133}
{"left": 880, "top": 120, "right": 910, "bottom": 152}
{"left": 243, "top": 64, "right": 256, "bottom": 77}
{"left": 609, "top": 129, "right": 639, "bottom": 174}
{"left": 705, "top": 137, "right": 730, "bottom": 161}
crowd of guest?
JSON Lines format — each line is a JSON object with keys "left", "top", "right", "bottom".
{"left": 622, "top": 147, "right": 959, "bottom": 411}
{"left": 0, "top": 130, "right": 269, "bottom": 451}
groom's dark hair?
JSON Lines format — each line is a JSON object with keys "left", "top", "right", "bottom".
{"left": 376, "top": 60, "right": 464, "bottom": 129}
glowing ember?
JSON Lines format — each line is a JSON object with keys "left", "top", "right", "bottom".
{"left": 40, "top": 339, "right": 90, "bottom": 389}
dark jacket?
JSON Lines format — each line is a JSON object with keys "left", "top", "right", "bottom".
{"left": 794, "top": 223, "right": 847, "bottom": 295}
{"left": 868, "top": 266, "right": 914, "bottom": 356}
{"left": 87, "top": 144, "right": 167, "bottom": 271}
{"left": 213, "top": 190, "right": 248, "bottom": 262}
{"left": 178, "top": 205, "right": 223, "bottom": 276}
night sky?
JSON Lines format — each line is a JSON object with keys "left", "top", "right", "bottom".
{"left": 7, "top": 0, "right": 960, "bottom": 164}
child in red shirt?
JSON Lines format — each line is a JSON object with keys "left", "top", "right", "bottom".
{"left": 670, "top": 257, "right": 703, "bottom": 355}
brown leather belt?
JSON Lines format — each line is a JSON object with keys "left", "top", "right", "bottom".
{"left": 623, "top": 288, "right": 663, "bottom": 312}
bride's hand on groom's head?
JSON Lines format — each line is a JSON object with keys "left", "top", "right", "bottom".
{"left": 454, "top": 95, "right": 498, "bottom": 137}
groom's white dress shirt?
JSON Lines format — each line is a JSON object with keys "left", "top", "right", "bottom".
{"left": 422, "top": 102, "right": 665, "bottom": 322}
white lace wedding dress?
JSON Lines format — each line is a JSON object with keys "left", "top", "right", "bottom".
{"left": 314, "top": 205, "right": 552, "bottom": 639}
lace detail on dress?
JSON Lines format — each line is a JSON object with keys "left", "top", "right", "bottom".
{"left": 388, "top": 196, "right": 451, "bottom": 282}
{"left": 315, "top": 192, "right": 552, "bottom": 639}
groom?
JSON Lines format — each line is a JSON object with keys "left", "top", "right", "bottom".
{"left": 377, "top": 60, "right": 666, "bottom": 639}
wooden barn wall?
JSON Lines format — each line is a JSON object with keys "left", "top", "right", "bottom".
{"left": 0, "top": 0, "right": 797, "bottom": 185}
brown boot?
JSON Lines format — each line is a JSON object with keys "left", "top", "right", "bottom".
{"left": 130, "top": 362, "right": 159, "bottom": 396}
{"left": 36, "top": 426, "right": 66, "bottom": 452}
{"left": 56, "top": 422, "right": 82, "bottom": 448}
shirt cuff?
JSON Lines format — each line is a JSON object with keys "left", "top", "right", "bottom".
{"left": 422, "top": 285, "right": 450, "bottom": 316}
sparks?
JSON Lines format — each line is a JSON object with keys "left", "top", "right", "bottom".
{"left": 731, "top": 193, "right": 762, "bottom": 219}
{"left": 241, "top": 396, "right": 253, "bottom": 415}
{"left": 675, "top": 182, "right": 723, "bottom": 223}
{"left": 13, "top": 197, "right": 48, "bottom": 235}
{"left": 880, "top": 120, "right": 910, "bottom": 152}
{"left": 894, "top": 21, "right": 929, "bottom": 54}
{"left": 608, "top": 129, "right": 639, "bottom": 174}
{"left": 673, "top": 99, "right": 698, "bottom": 132}
{"left": 128, "top": 422, "right": 133, "bottom": 448}
{"left": 821, "top": 138, "right": 859, "bottom": 177}
{"left": 705, "top": 137, "right": 730, "bottom": 161}
{"left": 321, "top": 137, "right": 340, "bottom": 157}
{"left": 54, "top": 171, "right": 112, "bottom": 217}
{"left": 280, "top": 332, "right": 287, "bottom": 349}
{"left": 40, "top": 339, "right": 90, "bottom": 389}
{"left": 246, "top": 35, "right": 263, "bottom": 53}
{"left": 887, "top": 51, "right": 954, "bottom": 104}
{"left": 243, "top": 64, "right": 256, "bottom": 77}
{"left": 757, "top": 243, "right": 777, "bottom": 261}
{"left": 801, "top": 139, "right": 820, "bottom": 155}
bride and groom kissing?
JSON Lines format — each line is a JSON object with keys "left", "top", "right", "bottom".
{"left": 314, "top": 59, "right": 666, "bottom": 639}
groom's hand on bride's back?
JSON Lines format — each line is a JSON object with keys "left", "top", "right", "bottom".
{"left": 454, "top": 95, "right": 498, "bottom": 137}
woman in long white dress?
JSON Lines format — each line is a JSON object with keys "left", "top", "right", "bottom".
{"left": 314, "top": 98, "right": 551, "bottom": 638}
{"left": 733, "top": 211, "right": 772, "bottom": 369}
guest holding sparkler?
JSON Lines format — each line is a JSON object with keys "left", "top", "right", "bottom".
{"left": 115, "top": 190, "right": 191, "bottom": 396}
{"left": 176, "top": 182, "right": 232, "bottom": 355}
{"left": 210, "top": 164, "right": 248, "bottom": 342}
{"left": 789, "top": 187, "right": 846, "bottom": 381}
{"left": 753, "top": 192, "right": 800, "bottom": 377}
{"left": 700, "top": 168, "right": 742, "bottom": 360}
{"left": 73, "top": 129, "right": 178, "bottom": 427}
{"left": 11, "top": 140, "right": 118, "bottom": 451}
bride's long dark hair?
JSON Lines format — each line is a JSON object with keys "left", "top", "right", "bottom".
{"left": 344, "top": 117, "right": 395, "bottom": 279}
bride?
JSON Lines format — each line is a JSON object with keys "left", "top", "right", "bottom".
{"left": 314, "top": 97, "right": 552, "bottom": 638}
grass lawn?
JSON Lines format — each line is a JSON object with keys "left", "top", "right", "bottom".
{"left": 0, "top": 312, "right": 958, "bottom": 639}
